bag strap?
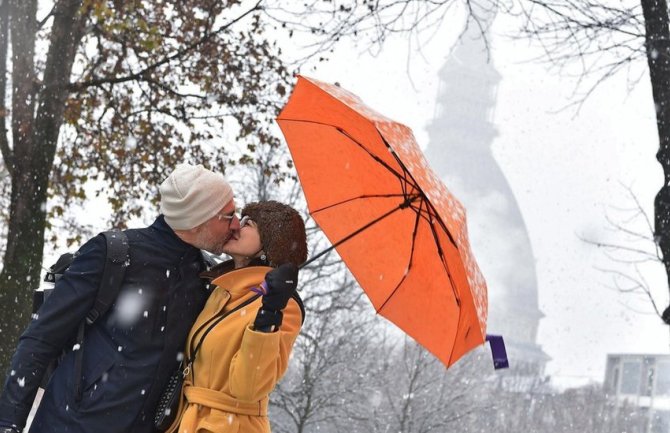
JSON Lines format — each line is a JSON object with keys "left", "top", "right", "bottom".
{"left": 291, "top": 292, "right": 306, "bottom": 325}
{"left": 74, "top": 230, "right": 129, "bottom": 402}
{"left": 184, "top": 291, "right": 305, "bottom": 380}
{"left": 184, "top": 294, "right": 261, "bottom": 379}
{"left": 86, "top": 231, "right": 129, "bottom": 325}
{"left": 73, "top": 321, "right": 86, "bottom": 402}
{"left": 189, "top": 291, "right": 305, "bottom": 362}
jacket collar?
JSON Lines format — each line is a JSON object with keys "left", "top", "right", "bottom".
{"left": 151, "top": 214, "right": 199, "bottom": 253}
{"left": 210, "top": 265, "right": 272, "bottom": 296}
{"left": 200, "top": 257, "right": 270, "bottom": 281}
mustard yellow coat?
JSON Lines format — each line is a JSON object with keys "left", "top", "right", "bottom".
{"left": 167, "top": 266, "right": 302, "bottom": 433}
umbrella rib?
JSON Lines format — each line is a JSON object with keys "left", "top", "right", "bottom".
{"left": 311, "top": 193, "right": 411, "bottom": 215}
{"left": 280, "top": 119, "right": 422, "bottom": 203}
{"left": 334, "top": 127, "right": 421, "bottom": 192}
{"left": 342, "top": 129, "right": 424, "bottom": 211}
{"left": 300, "top": 194, "right": 421, "bottom": 269}
{"left": 425, "top": 203, "right": 462, "bottom": 307}
{"left": 361, "top": 130, "right": 459, "bottom": 252}
{"left": 280, "top": 119, "right": 412, "bottom": 187}
{"left": 408, "top": 196, "right": 458, "bottom": 249}
{"left": 377, "top": 132, "right": 424, "bottom": 196}
{"left": 425, "top": 201, "right": 467, "bottom": 368}
{"left": 425, "top": 199, "right": 458, "bottom": 247}
{"left": 376, "top": 197, "right": 425, "bottom": 315}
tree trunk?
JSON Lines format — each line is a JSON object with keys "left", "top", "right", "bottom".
{"left": 0, "top": 0, "right": 10, "bottom": 176}
{"left": 0, "top": 0, "right": 85, "bottom": 373}
{"left": 0, "top": 0, "right": 39, "bottom": 374}
{"left": 641, "top": 0, "right": 670, "bottom": 310}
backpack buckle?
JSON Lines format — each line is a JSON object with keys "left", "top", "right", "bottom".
{"left": 85, "top": 310, "right": 100, "bottom": 325}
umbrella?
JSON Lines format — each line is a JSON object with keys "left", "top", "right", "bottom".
{"left": 277, "top": 76, "right": 505, "bottom": 368}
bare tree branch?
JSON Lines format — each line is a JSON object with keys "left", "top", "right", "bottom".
{"left": 36, "top": 2, "right": 56, "bottom": 29}
{"left": 68, "top": 1, "right": 262, "bottom": 91}
{"left": 263, "top": 0, "right": 499, "bottom": 65}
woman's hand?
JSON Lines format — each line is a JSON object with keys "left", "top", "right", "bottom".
{"left": 253, "top": 264, "right": 298, "bottom": 332}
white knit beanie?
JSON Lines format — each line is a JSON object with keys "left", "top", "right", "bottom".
{"left": 159, "top": 164, "right": 234, "bottom": 230}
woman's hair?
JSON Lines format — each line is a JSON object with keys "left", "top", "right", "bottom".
{"left": 241, "top": 201, "right": 308, "bottom": 267}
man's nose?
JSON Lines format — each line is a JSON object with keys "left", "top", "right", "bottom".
{"left": 229, "top": 215, "right": 241, "bottom": 231}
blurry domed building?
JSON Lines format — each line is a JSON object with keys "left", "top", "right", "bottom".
{"left": 424, "top": 13, "right": 549, "bottom": 377}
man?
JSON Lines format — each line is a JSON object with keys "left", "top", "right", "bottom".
{"left": 0, "top": 164, "right": 240, "bottom": 433}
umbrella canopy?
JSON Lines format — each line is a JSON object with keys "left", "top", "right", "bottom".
{"left": 277, "top": 76, "right": 488, "bottom": 367}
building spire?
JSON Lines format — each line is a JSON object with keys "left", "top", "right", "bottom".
{"left": 424, "top": 12, "right": 549, "bottom": 371}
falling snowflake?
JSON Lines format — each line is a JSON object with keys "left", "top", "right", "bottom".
{"left": 125, "top": 136, "right": 137, "bottom": 150}
{"left": 369, "top": 390, "right": 383, "bottom": 407}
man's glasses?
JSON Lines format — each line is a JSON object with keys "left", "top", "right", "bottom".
{"left": 217, "top": 209, "right": 238, "bottom": 222}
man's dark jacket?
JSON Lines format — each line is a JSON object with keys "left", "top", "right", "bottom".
{"left": 0, "top": 216, "right": 210, "bottom": 433}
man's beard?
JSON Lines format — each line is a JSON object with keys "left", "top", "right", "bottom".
{"left": 193, "top": 224, "right": 230, "bottom": 255}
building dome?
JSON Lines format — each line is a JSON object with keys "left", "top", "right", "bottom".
{"left": 424, "top": 17, "right": 549, "bottom": 373}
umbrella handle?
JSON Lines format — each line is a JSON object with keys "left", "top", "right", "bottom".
{"left": 485, "top": 334, "right": 509, "bottom": 370}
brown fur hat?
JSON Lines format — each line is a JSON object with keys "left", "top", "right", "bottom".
{"left": 241, "top": 201, "right": 308, "bottom": 267}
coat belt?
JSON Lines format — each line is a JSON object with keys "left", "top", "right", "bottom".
{"left": 184, "top": 386, "right": 268, "bottom": 416}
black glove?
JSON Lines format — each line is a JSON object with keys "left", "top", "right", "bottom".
{"left": 254, "top": 263, "right": 299, "bottom": 331}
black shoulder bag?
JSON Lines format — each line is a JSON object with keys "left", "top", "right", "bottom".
{"left": 154, "top": 294, "right": 261, "bottom": 431}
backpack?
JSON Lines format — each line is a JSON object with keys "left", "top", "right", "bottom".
{"left": 33, "top": 231, "right": 129, "bottom": 399}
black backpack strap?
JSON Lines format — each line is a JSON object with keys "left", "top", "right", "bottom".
{"left": 73, "top": 321, "right": 86, "bottom": 402}
{"left": 85, "top": 230, "right": 129, "bottom": 325}
{"left": 291, "top": 292, "right": 306, "bottom": 325}
{"left": 75, "top": 230, "right": 129, "bottom": 403}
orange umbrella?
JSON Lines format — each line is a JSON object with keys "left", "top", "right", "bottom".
{"left": 277, "top": 76, "right": 493, "bottom": 368}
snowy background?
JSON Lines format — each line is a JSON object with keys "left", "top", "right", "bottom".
{"left": 283, "top": 9, "right": 670, "bottom": 387}
{"left": 30, "top": 0, "right": 668, "bottom": 403}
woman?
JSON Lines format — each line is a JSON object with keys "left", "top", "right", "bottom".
{"left": 167, "top": 201, "right": 308, "bottom": 433}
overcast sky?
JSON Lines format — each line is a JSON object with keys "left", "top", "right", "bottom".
{"left": 292, "top": 8, "right": 670, "bottom": 385}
